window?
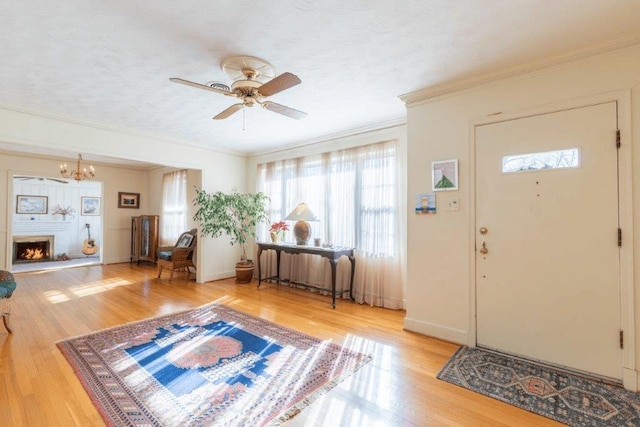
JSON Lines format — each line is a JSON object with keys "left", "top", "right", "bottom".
{"left": 256, "top": 139, "right": 403, "bottom": 308}
{"left": 160, "top": 170, "right": 188, "bottom": 246}
{"left": 258, "top": 142, "right": 397, "bottom": 256}
{"left": 502, "top": 148, "right": 580, "bottom": 173}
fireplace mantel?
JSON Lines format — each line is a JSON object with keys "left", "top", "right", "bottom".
{"left": 13, "top": 221, "right": 72, "bottom": 235}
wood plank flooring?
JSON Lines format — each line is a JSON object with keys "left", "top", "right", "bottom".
{"left": 0, "top": 263, "right": 561, "bottom": 426}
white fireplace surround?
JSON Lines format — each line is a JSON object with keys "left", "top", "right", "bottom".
{"left": 13, "top": 221, "right": 72, "bottom": 262}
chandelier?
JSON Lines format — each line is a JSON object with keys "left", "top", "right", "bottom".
{"left": 60, "top": 154, "right": 95, "bottom": 182}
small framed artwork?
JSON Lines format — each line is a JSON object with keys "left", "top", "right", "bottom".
{"left": 176, "top": 233, "right": 194, "bottom": 248}
{"left": 16, "top": 195, "right": 48, "bottom": 214}
{"left": 432, "top": 159, "right": 459, "bottom": 191}
{"left": 81, "top": 197, "right": 101, "bottom": 216}
{"left": 415, "top": 193, "right": 436, "bottom": 214}
{"left": 118, "top": 192, "right": 140, "bottom": 209}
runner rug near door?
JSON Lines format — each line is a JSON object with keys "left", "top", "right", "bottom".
{"left": 57, "top": 303, "right": 371, "bottom": 426}
{"left": 438, "top": 346, "right": 640, "bottom": 426}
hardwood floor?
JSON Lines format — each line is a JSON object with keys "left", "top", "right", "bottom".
{"left": 0, "top": 263, "right": 562, "bottom": 426}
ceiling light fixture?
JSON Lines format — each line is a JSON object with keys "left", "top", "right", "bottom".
{"left": 60, "top": 154, "right": 95, "bottom": 182}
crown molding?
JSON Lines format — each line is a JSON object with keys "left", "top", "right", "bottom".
{"left": 248, "top": 117, "right": 406, "bottom": 157}
{"left": 0, "top": 104, "right": 245, "bottom": 158}
{"left": 399, "top": 31, "right": 640, "bottom": 107}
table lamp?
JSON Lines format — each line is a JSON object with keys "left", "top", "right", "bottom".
{"left": 284, "top": 202, "right": 318, "bottom": 245}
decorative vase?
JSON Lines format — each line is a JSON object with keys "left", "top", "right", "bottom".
{"left": 270, "top": 231, "right": 282, "bottom": 243}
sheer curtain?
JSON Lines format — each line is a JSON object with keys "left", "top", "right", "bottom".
{"left": 160, "top": 169, "right": 188, "bottom": 246}
{"left": 256, "top": 139, "right": 404, "bottom": 309}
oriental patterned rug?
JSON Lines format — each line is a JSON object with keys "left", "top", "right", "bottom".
{"left": 438, "top": 346, "right": 640, "bottom": 426}
{"left": 57, "top": 303, "right": 371, "bottom": 426}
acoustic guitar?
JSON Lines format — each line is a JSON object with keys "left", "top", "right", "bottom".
{"left": 82, "top": 223, "right": 99, "bottom": 256}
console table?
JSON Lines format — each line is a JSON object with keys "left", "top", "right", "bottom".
{"left": 257, "top": 242, "right": 355, "bottom": 308}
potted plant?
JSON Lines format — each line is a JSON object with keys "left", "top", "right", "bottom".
{"left": 193, "top": 188, "right": 269, "bottom": 283}
{"left": 269, "top": 220, "right": 289, "bottom": 243}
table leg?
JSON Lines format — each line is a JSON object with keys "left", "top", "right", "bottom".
{"left": 276, "top": 249, "right": 281, "bottom": 285}
{"left": 348, "top": 255, "right": 356, "bottom": 301}
{"left": 330, "top": 259, "right": 338, "bottom": 309}
{"left": 256, "top": 246, "right": 264, "bottom": 288}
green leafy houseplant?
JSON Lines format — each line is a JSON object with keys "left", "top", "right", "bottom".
{"left": 193, "top": 188, "right": 269, "bottom": 264}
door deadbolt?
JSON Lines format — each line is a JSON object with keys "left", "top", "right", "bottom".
{"left": 479, "top": 242, "right": 488, "bottom": 255}
{"left": 479, "top": 227, "right": 488, "bottom": 235}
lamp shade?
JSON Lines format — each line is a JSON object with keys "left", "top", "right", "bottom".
{"left": 285, "top": 203, "right": 317, "bottom": 245}
{"left": 284, "top": 202, "right": 318, "bottom": 222}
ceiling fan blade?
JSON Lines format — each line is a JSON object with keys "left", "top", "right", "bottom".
{"left": 214, "top": 103, "right": 244, "bottom": 120}
{"left": 263, "top": 102, "right": 307, "bottom": 120}
{"left": 170, "top": 78, "right": 236, "bottom": 97}
{"left": 258, "top": 72, "right": 301, "bottom": 97}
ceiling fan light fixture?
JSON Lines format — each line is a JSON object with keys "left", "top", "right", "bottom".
{"left": 231, "top": 79, "right": 262, "bottom": 91}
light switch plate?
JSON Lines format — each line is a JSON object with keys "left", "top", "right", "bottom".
{"left": 448, "top": 198, "right": 459, "bottom": 211}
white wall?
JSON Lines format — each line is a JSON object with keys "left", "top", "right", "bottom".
{"left": 404, "top": 44, "right": 640, "bottom": 382}
{"left": 0, "top": 107, "right": 246, "bottom": 282}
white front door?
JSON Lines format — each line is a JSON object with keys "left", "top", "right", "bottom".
{"left": 475, "top": 102, "right": 621, "bottom": 380}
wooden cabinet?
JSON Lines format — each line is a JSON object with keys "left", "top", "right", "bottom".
{"left": 130, "top": 215, "right": 159, "bottom": 264}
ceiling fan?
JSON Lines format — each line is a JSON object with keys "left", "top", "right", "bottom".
{"left": 170, "top": 56, "right": 307, "bottom": 120}
{"left": 14, "top": 176, "right": 68, "bottom": 184}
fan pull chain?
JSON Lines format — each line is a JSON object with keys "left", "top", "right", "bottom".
{"left": 242, "top": 105, "right": 245, "bottom": 131}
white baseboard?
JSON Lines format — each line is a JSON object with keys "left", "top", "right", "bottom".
{"left": 403, "top": 316, "right": 468, "bottom": 344}
{"left": 200, "top": 271, "right": 235, "bottom": 283}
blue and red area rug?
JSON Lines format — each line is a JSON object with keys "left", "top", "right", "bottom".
{"left": 57, "top": 303, "right": 371, "bottom": 426}
{"left": 438, "top": 346, "right": 640, "bottom": 426}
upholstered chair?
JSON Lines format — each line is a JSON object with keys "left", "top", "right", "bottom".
{"left": 0, "top": 270, "right": 17, "bottom": 333}
{"left": 156, "top": 229, "right": 197, "bottom": 280}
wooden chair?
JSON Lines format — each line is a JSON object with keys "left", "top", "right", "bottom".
{"left": 156, "top": 229, "right": 197, "bottom": 280}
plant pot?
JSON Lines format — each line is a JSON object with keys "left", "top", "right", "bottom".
{"left": 270, "top": 231, "right": 282, "bottom": 243}
{"left": 235, "top": 261, "right": 255, "bottom": 284}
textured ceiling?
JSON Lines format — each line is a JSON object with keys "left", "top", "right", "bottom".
{"left": 2, "top": 0, "right": 640, "bottom": 156}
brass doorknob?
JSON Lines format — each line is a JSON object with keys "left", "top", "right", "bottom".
{"left": 479, "top": 242, "right": 488, "bottom": 255}
{"left": 479, "top": 227, "right": 488, "bottom": 235}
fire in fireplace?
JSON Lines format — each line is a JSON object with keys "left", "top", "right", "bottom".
{"left": 13, "top": 236, "right": 54, "bottom": 263}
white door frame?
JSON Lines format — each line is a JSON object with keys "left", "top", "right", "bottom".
{"left": 467, "top": 90, "right": 636, "bottom": 390}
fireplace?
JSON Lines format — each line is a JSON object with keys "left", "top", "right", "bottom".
{"left": 13, "top": 235, "right": 54, "bottom": 264}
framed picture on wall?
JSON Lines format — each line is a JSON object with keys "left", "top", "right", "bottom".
{"left": 16, "top": 195, "right": 48, "bottom": 214}
{"left": 81, "top": 197, "right": 101, "bottom": 216}
{"left": 118, "top": 192, "right": 140, "bottom": 209}
{"left": 432, "top": 159, "right": 459, "bottom": 191}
